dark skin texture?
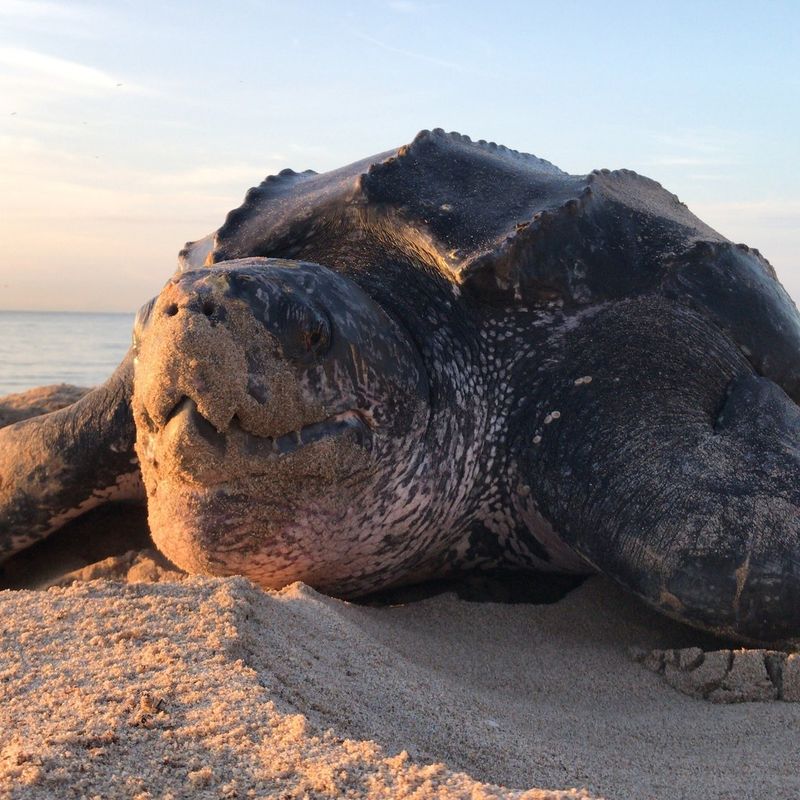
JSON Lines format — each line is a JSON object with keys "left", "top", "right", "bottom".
{"left": 0, "top": 129, "right": 798, "bottom": 644}
{"left": 512, "top": 297, "right": 800, "bottom": 643}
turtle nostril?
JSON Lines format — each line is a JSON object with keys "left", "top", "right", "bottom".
{"left": 165, "top": 303, "right": 179, "bottom": 317}
{"left": 246, "top": 379, "right": 270, "bottom": 404}
{"left": 202, "top": 300, "right": 216, "bottom": 317}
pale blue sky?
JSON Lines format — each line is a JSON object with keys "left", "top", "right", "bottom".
{"left": 0, "top": 0, "right": 798, "bottom": 311}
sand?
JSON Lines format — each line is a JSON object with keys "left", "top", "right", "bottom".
{"left": 2, "top": 554, "right": 800, "bottom": 799}
{"left": 0, "top": 384, "right": 89, "bottom": 428}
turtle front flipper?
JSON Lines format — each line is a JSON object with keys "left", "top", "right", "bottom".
{"left": 517, "top": 296, "right": 800, "bottom": 645}
{"left": 0, "top": 353, "right": 144, "bottom": 562}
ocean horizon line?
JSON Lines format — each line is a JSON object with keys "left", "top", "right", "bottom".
{"left": 0, "top": 308, "right": 136, "bottom": 317}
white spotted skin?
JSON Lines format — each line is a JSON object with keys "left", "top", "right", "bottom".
{"left": 435, "top": 304, "right": 598, "bottom": 578}
{"left": 328, "top": 292, "right": 602, "bottom": 590}
{"left": 132, "top": 259, "right": 599, "bottom": 596}
{"left": 315, "top": 300, "right": 493, "bottom": 594}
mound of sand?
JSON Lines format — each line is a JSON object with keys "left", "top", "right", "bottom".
{"left": 2, "top": 568, "right": 800, "bottom": 799}
{"left": 0, "top": 384, "right": 89, "bottom": 428}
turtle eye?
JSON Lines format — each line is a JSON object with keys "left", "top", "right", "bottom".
{"left": 276, "top": 301, "right": 332, "bottom": 363}
{"left": 304, "top": 316, "right": 331, "bottom": 356}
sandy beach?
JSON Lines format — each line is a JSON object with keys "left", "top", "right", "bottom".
{"left": 2, "top": 545, "right": 800, "bottom": 800}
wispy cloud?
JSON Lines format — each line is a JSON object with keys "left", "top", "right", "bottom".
{"left": 0, "top": 0, "right": 100, "bottom": 37}
{"left": 684, "top": 173, "right": 734, "bottom": 182}
{"left": 0, "top": 0, "right": 83, "bottom": 19}
{"left": 650, "top": 131, "right": 739, "bottom": 155}
{"left": 387, "top": 0, "right": 422, "bottom": 12}
{"left": 0, "top": 135, "right": 279, "bottom": 226}
{"left": 351, "top": 31, "right": 486, "bottom": 76}
{"left": 149, "top": 163, "right": 283, "bottom": 189}
{"left": 0, "top": 46, "right": 150, "bottom": 95}
{"left": 643, "top": 155, "right": 734, "bottom": 167}
{"left": 637, "top": 128, "right": 747, "bottom": 174}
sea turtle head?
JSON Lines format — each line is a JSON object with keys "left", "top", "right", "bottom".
{"left": 131, "top": 257, "right": 430, "bottom": 594}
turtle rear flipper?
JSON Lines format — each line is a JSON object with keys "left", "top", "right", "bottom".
{"left": 0, "top": 354, "right": 144, "bottom": 562}
{"left": 519, "top": 296, "right": 800, "bottom": 645}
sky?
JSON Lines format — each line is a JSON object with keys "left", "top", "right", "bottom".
{"left": 0, "top": 0, "right": 798, "bottom": 312}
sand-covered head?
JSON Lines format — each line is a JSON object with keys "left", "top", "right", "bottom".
{"left": 131, "top": 258, "right": 439, "bottom": 595}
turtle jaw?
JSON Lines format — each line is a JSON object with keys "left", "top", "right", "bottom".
{"left": 135, "top": 391, "right": 381, "bottom": 591}
{"left": 153, "top": 396, "right": 374, "bottom": 479}
{"left": 137, "top": 392, "right": 383, "bottom": 587}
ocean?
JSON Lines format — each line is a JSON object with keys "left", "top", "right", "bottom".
{"left": 0, "top": 311, "right": 135, "bottom": 396}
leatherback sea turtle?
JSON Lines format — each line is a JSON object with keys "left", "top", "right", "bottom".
{"left": 1, "top": 129, "right": 798, "bottom": 644}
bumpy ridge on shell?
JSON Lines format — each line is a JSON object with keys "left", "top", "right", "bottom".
{"left": 177, "top": 130, "right": 783, "bottom": 314}
{"left": 179, "top": 170, "right": 319, "bottom": 270}
{"left": 659, "top": 237, "right": 800, "bottom": 397}
{"left": 397, "top": 128, "right": 567, "bottom": 175}
{"left": 459, "top": 165, "right": 738, "bottom": 306}
{"left": 675, "top": 239, "right": 777, "bottom": 280}
{"left": 460, "top": 187, "right": 595, "bottom": 300}
{"left": 357, "top": 129, "right": 585, "bottom": 268}
{"left": 189, "top": 130, "right": 584, "bottom": 282}
{"left": 212, "top": 169, "right": 319, "bottom": 263}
